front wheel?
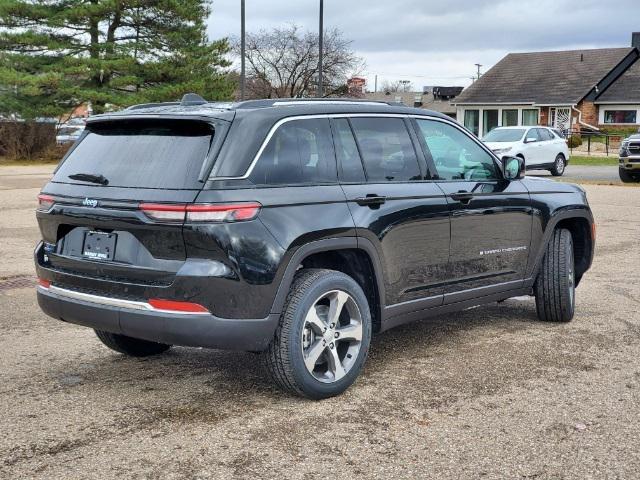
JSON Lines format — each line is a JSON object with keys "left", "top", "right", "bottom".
{"left": 534, "top": 228, "right": 575, "bottom": 322}
{"left": 550, "top": 154, "right": 566, "bottom": 176}
{"left": 264, "top": 269, "right": 372, "bottom": 399}
{"left": 619, "top": 167, "right": 640, "bottom": 183}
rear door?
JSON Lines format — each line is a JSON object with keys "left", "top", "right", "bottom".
{"left": 335, "top": 116, "right": 450, "bottom": 311}
{"left": 413, "top": 117, "right": 532, "bottom": 303}
{"left": 38, "top": 118, "right": 221, "bottom": 284}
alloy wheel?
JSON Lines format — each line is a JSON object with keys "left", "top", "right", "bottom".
{"left": 301, "top": 290, "right": 363, "bottom": 383}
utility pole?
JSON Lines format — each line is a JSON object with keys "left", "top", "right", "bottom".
{"left": 240, "top": 0, "right": 246, "bottom": 100}
{"left": 317, "top": 0, "right": 324, "bottom": 97}
{"left": 474, "top": 63, "right": 482, "bottom": 81}
{"left": 374, "top": 74, "right": 378, "bottom": 93}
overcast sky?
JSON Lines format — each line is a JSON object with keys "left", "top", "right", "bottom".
{"left": 207, "top": 0, "right": 640, "bottom": 91}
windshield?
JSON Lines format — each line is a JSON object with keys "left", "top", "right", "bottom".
{"left": 483, "top": 128, "right": 525, "bottom": 142}
{"left": 54, "top": 119, "right": 214, "bottom": 189}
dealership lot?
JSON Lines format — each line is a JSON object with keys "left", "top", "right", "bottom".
{"left": 1, "top": 167, "right": 639, "bottom": 479}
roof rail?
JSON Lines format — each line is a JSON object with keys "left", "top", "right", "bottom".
{"left": 234, "top": 97, "right": 396, "bottom": 109}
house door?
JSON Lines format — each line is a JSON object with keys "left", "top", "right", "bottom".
{"left": 550, "top": 108, "right": 571, "bottom": 134}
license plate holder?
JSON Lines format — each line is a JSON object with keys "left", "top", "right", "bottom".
{"left": 82, "top": 231, "right": 117, "bottom": 261}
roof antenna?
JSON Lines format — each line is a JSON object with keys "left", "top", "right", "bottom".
{"left": 181, "top": 93, "right": 207, "bottom": 106}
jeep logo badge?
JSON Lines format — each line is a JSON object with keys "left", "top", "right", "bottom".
{"left": 82, "top": 198, "right": 98, "bottom": 208}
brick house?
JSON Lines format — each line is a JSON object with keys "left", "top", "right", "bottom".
{"left": 454, "top": 33, "right": 640, "bottom": 136}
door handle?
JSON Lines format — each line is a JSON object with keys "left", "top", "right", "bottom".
{"left": 450, "top": 191, "right": 473, "bottom": 204}
{"left": 355, "top": 194, "right": 387, "bottom": 208}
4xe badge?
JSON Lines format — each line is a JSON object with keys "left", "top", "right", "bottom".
{"left": 82, "top": 197, "right": 98, "bottom": 208}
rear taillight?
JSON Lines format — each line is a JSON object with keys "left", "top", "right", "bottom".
{"left": 139, "top": 203, "right": 186, "bottom": 222}
{"left": 148, "top": 298, "right": 209, "bottom": 314}
{"left": 139, "top": 202, "right": 261, "bottom": 223}
{"left": 591, "top": 222, "right": 596, "bottom": 241}
{"left": 37, "top": 194, "right": 55, "bottom": 212}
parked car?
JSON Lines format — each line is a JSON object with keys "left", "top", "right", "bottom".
{"left": 56, "top": 118, "right": 86, "bottom": 144}
{"left": 35, "top": 95, "right": 595, "bottom": 399}
{"left": 618, "top": 133, "right": 640, "bottom": 183}
{"left": 483, "top": 126, "right": 570, "bottom": 176}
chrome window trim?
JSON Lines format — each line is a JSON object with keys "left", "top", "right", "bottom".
{"left": 40, "top": 285, "right": 210, "bottom": 315}
{"left": 212, "top": 113, "right": 501, "bottom": 181}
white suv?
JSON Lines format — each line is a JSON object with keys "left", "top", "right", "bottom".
{"left": 483, "top": 126, "right": 570, "bottom": 176}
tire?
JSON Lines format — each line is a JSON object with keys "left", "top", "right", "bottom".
{"left": 534, "top": 228, "right": 575, "bottom": 322}
{"left": 619, "top": 167, "right": 640, "bottom": 183}
{"left": 550, "top": 154, "right": 566, "bottom": 176}
{"left": 264, "top": 268, "right": 372, "bottom": 399}
{"left": 94, "top": 330, "right": 171, "bottom": 357}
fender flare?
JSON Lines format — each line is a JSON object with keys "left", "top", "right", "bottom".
{"left": 526, "top": 206, "right": 594, "bottom": 285}
{"left": 270, "top": 237, "right": 386, "bottom": 315}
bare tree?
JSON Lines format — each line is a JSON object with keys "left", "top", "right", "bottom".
{"left": 381, "top": 79, "right": 414, "bottom": 93}
{"left": 233, "top": 24, "right": 365, "bottom": 99}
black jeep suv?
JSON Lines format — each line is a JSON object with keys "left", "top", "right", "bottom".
{"left": 35, "top": 95, "right": 595, "bottom": 399}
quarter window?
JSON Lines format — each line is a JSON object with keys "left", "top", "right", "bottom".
{"left": 349, "top": 118, "right": 421, "bottom": 182}
{"left": 415, "top": 119, "right": 499, "bottom": 181}
{"left": 249, "top": 118, "right": 336, "bottom": 185}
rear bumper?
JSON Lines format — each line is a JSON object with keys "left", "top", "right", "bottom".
{"left": 37, "top": 285, "right": 279, "bottom": 351}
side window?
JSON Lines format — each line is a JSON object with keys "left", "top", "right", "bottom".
{"left": 332, "top": 118, "right": 365, "bottom": 183}
{"left": 415, "top": 119, "right": 499, "bottom": 181}
{"left": 525, "top": 129, "right": 538, "bottom": 142}
{"left": 249, "top": 118, "right": 336, "bottom": 185}
{"left": 349, "top": 117, "right": 421, "bottom": 182}
{"left": 541, "top": 129, "right": 555, "bottom": 141}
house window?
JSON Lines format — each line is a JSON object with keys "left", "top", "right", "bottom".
{"left": 522, "top": 109, "right": 539, "bottom": 126}
{"left": 482, "top": 109, "right": 499, "bottom": 136}
{"left": 502, "top": 109, "right": 518, "bottom": 127}
{"left": 463, "top": 110, "right": 480, "bottom": 136}
{"left": 604, "top": 110, "right": 637, "bottom": 124}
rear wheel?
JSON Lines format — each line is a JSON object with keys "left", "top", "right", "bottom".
{"left": 619, "top": 167, "right": 640, "bottom": 183}
{"left": 534, "top": 228, "right": 575, "bottom": 322}
{"left": 94, "top": 330, "right": 171, "bottom": 357}
{"left": 550, "top": 154, "right": 566, "bottom": 176}
{"left": 264, "top": 269, "right": 372, "bottom": 399}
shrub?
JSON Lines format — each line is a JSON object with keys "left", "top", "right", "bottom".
{"left": 567, "top": 135, "right": 582, "bottom": 148}
{"left": 0, "top": 121, "right": 56, "bottom": 160}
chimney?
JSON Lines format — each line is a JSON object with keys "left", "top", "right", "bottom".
{"left": 632, "top": 32, "right": 640, "bottom": 49}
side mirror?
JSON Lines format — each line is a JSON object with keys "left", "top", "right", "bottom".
{"left": 503, "top": 156, "right": 524, "bottom": 180}
{"left": 525, "top": 137, "right": 537, "bottom": 143}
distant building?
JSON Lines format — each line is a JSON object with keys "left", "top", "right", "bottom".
{"left": 454, "top": 32, "right": 640, "bottom": 136}
{"left": 364, "top": 88, "right": 463, "bottom": 119}
{"left": 347, "top": 77, "right": 367, "bottom": 97}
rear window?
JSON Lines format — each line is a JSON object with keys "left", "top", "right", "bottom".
{"left": 54, "top": 119, "right": 214, "bottom": 189}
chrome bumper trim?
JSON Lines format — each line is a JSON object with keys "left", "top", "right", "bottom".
{"left": 38, "top": 285, "right": 209, "bottom": 315}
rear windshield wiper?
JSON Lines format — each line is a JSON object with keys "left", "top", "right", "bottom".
{"left": 68, "top": 173, "right": 109, "bottom": 185}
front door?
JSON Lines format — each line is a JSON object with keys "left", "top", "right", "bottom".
{"left": 551, "top": 107, "right": 571, "bottom": 134}
{"left": 413, "top": 118, "right": 532, "bottom": 303}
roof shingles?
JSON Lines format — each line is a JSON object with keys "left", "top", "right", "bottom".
{"left": 455, "top": 48, "right": 634, "bottom": 105}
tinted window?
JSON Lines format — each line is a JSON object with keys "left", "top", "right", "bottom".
{"left": 249, "top": 118, "right": 336, "bottom": 185}
{"left": 350, "top": 117, "right": 421, "bottom": 182}
{"left": 416, "top": 119, "right": 499, "bottom": 181}
{"left": 540, "top": 129, "right": 555, "bottom": 141}
{"left": 483, "top": 128, "right": 525, "bottom": 142}
{"left": 54, "top": 120, "right": 214, "bottom": 189}
{"left": 332, "top": 119, "right": 365, "bottom": 182}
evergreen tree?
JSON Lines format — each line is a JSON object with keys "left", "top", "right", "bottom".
{"left": 0, "top": 0, "right": 233, "bottom": 118}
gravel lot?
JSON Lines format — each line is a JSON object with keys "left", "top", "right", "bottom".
{"left": 1, "top": 167, "right": 639, "bottom": 479}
